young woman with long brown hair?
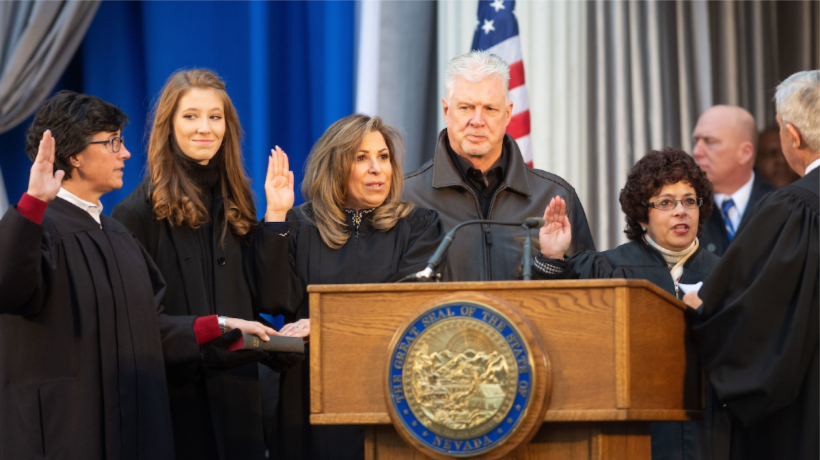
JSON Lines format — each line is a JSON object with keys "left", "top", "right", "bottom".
{"left": 112, "top": 69, "right": 303, "bottom": 460}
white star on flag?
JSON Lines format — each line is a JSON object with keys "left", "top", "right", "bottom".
{"left": 481, "top": 19, "right": 495, "bottom": 35}
{"left": 490, "top": 0, "right": 505, "bottom": 13}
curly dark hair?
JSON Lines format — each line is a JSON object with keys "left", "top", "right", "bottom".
{"left": 619, "top": 148, "right": 714, "bottom": 241}
{"left": 25, "top": 90, "right": 129, "bottom": 179}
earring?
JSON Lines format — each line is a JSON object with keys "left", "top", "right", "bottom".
{"left": 641, "top": 225, "right": 646, "bottom": 231}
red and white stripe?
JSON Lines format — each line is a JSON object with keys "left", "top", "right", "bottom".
{"left": 487, "top": 35, "right": 532, "bottom": 166}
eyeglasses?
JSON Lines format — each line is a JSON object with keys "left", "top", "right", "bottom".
{"left": 647, "top": 197, "right": 703, "bottom": 211}
{"left": 88, "top": 136, "right": 124, "bottom": 153}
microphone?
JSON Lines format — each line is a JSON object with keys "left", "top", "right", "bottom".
{"left": 522, "top": 217, "right": 545, "bottom": 228}
{"left": 396, "top": 217, "right": 545, "bottom": 282}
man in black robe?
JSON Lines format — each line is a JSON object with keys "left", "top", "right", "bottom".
{"left": 0, "top": 91, "right": 278, "bottom": 459}
{"left": 685, "top": 70, "right": 820, "bottom": 460}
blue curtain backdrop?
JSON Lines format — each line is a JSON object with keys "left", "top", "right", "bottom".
{"left": 0, "top": 0, "right": 355, "bottom": 216}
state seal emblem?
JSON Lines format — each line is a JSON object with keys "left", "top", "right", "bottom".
{"left": 386, "top": 294, "right": 551, "bottom": 459}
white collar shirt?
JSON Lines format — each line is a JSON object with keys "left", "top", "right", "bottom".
{"left": 57, "top": 188, "right": 103, "bottom": 228}
{"left": 714, "top": 171, "right": 755, "bottom": 231}
{"left": 804, "top": 158, "right": 820, "bottom": 176}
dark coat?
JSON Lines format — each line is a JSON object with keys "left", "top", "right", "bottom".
{"left": 273, "top": 203, "right": 444, "bottom": 460}
{"left": 0, "top": 198, "right": 203, "bottom": 460}
{"left": 700, "top": 173, "right": 775, "bottom": 256}
{"left": 402, "top": 129, "right": 595, "bottom": 281}
{"left": 537, "top": 240, "right": 720, "bottom": 299}
{"left": 112, "top": 179, "right": 302, "bottom": 460}
{"left": 693, "top": 169, "right": 819, "bottom": 460}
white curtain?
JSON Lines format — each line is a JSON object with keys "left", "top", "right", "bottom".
{"left": 0, "top": 0, "right": 100, "bottom": 215}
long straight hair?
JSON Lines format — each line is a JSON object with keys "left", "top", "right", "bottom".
{"left": 302, "top": 114, "right": 413, "bottom": 249}
{"left": 147, "top": 69, "right": 256, "bottom": 242}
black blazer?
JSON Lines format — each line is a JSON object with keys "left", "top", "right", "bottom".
{"left": 701, "top": 174, "right": 775, "bottom": 256}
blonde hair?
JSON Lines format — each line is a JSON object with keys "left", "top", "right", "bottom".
{"left": 147, "top": 69, "right": 256, "bottom": 242}
{"left": 301, "top": 114, "right": 413, "bottom": 249}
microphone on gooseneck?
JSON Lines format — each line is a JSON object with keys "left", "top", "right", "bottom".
{"left": 522, "top": 217, "right": 546, "bottom": 229}
{"left": 395, "top": 217, "right": 545, "bottom": 283}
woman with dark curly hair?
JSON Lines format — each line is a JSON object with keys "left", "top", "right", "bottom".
{"left": 534, "top": 148, "right": 723, "bottom": 460}
{"left": 534, "top": 148, "right": 719, "bottom": 299}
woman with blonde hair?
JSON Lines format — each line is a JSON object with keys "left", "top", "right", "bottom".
{"left": 267, "top": 113, "right": 443, "bottom": 459}
{"left": 112, "top": 69, "right": 303, "bottom": 460}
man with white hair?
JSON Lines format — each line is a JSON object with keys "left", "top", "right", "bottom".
{"left": 692, "top": 105, "right": 775, "bottom": 256}
{"left": 685, "top": 70, "right": 820, "bottom": 460}
{"left": 403, "top": 51, "right": 595, "bottom": 281}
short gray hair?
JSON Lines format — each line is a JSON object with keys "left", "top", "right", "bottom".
{"left": 445, "top": 50, "right": 510, "bottom": 102}
{"left": 775, "top": 70, "right": 820, "bottom": 152}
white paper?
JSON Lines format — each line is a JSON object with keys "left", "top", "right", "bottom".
{"left": 677, "top": 281, "right": 703, "bottom": 294}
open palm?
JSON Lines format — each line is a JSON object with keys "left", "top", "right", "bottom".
{"left": 539, "top": 196, "right": 572, "bottom": 259}
{"left": 264, "top": 146, "right": 295, "bottom": 222}
{"left": 27, "top": 130, "right": 64, "bottom": 202}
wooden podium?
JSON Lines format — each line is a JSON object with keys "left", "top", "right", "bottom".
{"left": 308, "top": 280, "right": 703, "bottom": 459}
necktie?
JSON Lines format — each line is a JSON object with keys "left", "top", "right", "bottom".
{"left": 722, "top": 198, "right": 736, "bottom": 241}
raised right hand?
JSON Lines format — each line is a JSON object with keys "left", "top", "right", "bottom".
{"left": 539, "top": 196, "right": 572, "bottom": 259}
{"left": 264, "top": 146, "right": 295, "bottom": 222}
{"left": 27, "top": 130, "right": 64, "bottom": 202}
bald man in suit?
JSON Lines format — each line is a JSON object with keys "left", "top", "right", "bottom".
{"left": 692, "top": 105, "right": 775, "bottom": 256}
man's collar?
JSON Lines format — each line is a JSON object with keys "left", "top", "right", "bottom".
{"left": 714, "top": 171, "right": 755, "bottom": 215}
{"left": 804, "top": 158, "right": 820, "bottom": 176}
{"left": 444, "top": 136, "right": 508, "bottom": 182}
{"left": 432, "top": 129, "right": 531, "bottom": 196}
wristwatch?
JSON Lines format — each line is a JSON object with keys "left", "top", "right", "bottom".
{"left": 218, "top": 316, "right": 228, "bottom": 334}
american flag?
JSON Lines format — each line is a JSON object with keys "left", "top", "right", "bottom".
{"left": 471, "top": 0, "right": 532, "bottom": 166}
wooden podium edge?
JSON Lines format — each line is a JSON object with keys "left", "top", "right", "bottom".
{"left": 307, "top": 279, "right": 686, "bottom": 311}
{"left": 310, "top": 409, "right": 704, "bottom": 425}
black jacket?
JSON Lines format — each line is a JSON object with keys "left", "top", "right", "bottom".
{"left": 533, "top": 240, "right": 719, "bottom": 298}
{"left": 402, "top": 129, "right": 595, "bottom": 281}
{"left": 701, "top": 174, "right": 775, "bottom": 256}
{"left": 112, "top": 179, "right": 301, "bottom": 460}
{"left": 273, "top": 203, "right": 443, "bottom": 460}
{"left": 0, "top": 198, "right": 203, "bottom": 460}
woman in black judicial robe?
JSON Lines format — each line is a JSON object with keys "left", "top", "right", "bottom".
{"left": 535, "top": 149, "right": 724, "bottom": 460}
{"left": 0, "top": 92, "right": 272, "bottom": 459}
{"left": 265, "top": 114, "right": 444, "bottom": 460}
{"left": 112, "top": 70, "right": 302, "bottom": 460}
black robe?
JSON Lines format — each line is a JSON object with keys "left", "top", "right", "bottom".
{"left": 112, "top": 178, "right": 302, "bottom": 460}
{"left": 534, "top": 241, "right": 725, "bottom": 460}
{"left": 534, "top": 240, "right": 719, "bottom": 299}
{"left": 0, "top": 198, "right": 203, "bottom": 460}
{"left": 692, "top": 168, "right": 819, "bottom": 460}
{"left": 272, "top": 204, "right": 444, "bottom": 460}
